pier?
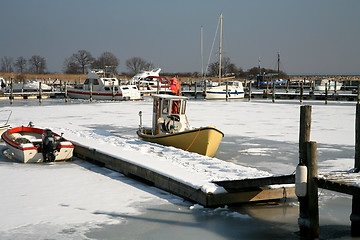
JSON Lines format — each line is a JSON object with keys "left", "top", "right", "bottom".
{"left": 72, "top": 142, "right": 295, "bottom": 207}
{"left": 297, "top": 105, "right": 360, "bottom": 239}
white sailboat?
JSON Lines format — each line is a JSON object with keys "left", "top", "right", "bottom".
{"left": 205, "top": 13, "right": 244, "bottom": 100}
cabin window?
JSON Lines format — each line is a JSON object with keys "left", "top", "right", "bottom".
{"left": 162, "top": 100, "right": 169, "bottom": 114}
{"left": 84, "top": 79, "right": 89, "bottom": 84}
{"left": 171, "top": 100, "right": 180, "bottom": 114}
{"left": 181, "top": 101, "right": 187, "bottom": 115}
{"left": 94, "top": 79, "right": 99, "bottom": 85}
{"left": 123, "top": 87, "right": 129, "bottom": 90}
{"left": 104, "top": 87, "right": 110, "bottom": 91}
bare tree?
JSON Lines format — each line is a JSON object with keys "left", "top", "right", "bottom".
{"left": 28, "top": 55, "right": 47, "bottom": 74}
{"left": 1, "top": 56, "right": 14, "bottom": 72}
{"left": 63, "top": 57, "right": 81, "bottom": 74}
{"left": 92, "top": 52, "right": 119, "bottom": 74}
{"left": 126, "top": 57, "right": 154, "bottom": 75}
{"left": 70, "top": 50, "right": 94, "bottom": 74}
{"left": 14, "top": 56, "right": 27, "bottom": 73}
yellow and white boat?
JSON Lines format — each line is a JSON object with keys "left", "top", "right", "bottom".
{"left": 137, "top": 95, "right": 224, "bottom": 157}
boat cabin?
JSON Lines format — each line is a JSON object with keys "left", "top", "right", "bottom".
{"left": 152, "top": 95, "right": 190, "bottom": 135}
{"left": 82, "top": 70, "right": 120, "bottom": 91}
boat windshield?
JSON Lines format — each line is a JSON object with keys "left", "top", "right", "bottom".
{"left": 162, "top": 100, "right": 169, "bottom": 114}
{"left": 171, "top": 100, "right": 180, "bottom": 114}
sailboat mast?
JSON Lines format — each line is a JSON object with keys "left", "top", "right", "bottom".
{"left": 277, "top": 51, "right": 280, "bottom": 81}
{"left": 218, "top": 13, "right": 223, "bottom": 83}
{"left": 201, "top": 25, "right": 204, "bottom": 78}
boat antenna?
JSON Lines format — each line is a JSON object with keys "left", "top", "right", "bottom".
{"left": 277, "top": 51, "right": 280, "bottom": 81}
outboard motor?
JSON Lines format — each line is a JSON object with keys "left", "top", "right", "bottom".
{"left": 42, "top": 129, "right": 57, "bottom": 162}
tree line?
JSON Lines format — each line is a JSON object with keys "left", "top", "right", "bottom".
{"left": 1, "top": 50, "right": 287, "bottom": 79}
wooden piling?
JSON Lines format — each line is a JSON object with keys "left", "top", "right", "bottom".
{"left": 112, "top": 82, "right": 115, "bottom": 101}
{"left": 299, "top": 105, "right": 312, "bottom": 164}
{"left": 204, "top": 81, "right": 207, "bottom": 99}
{"left": 272, "top": 81, "right": 275, "bottom": 103}
{"left": 10, "top": 79, "right": 13, "bottom": 104}
{"left": 248, "top": 81, "right": 252, "bottom": 102}
{"left": 194, "top": 81, "right": 197, "bottom": 99}
{"left": 156, "top": 79, "right": 160, "bottom": 94}
{"left": 39, "top": 82, "right": 42, "bottom": 103}
{"left": 226, "top": 81, "right": 229, "bottom": 101}
{"left": 286, "top": 79, "right": 289, "bottom": 93}
{"left": 298, "top": 141, "right": 319, "bottom": 239}
{"left": 325, "top": 83, "right": 328, "bottom": 105}
{"left": 357, "top": 82, "right": 360, "bottom": 104}
{"left": 300, "top": 82, "right": 304, "bottom": 104}
{"left": 353, "top": 104, "right": 360, "bottom": 236}
{"left": 90, "top": 82, "right": 93, "bottom": 102}
{"left": 65, "top": 81, "right": 68, "bottom": 103}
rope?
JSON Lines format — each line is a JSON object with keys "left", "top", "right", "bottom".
{"left": 185, "top": 128, "right": 201, "bottom": 152}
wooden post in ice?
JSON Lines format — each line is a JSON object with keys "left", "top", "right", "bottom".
{"left": 272, "top": 81, "right": 275, "bottom": 103}
{"left": 194, "top": 81, "right": 197, "bottom": 99}
{"left": 300, "top": 82, "right": 304, "bottom": 104}
{"left": 325, "top": 83, "right": 328, "bottom": 105}
{"left": 65, "top": 81, "right": 68, "bottom": 103}
{"left": 156, "top": 79, "right": 160, "bottom": 95}
{"left": 357, "top": 82, "right": 360, "bottom": 105}
{"left": 10, "top": 78, "right": 13, "bottom": 104}
{"left": 334, "top": 80, "right": 337, "bottom": 93}
{"left": 112, "top": 82, "right": 115, "bottom": 101}
{"left": 286, "top": 79, "right": 289, "bottom": 93}
{"left": 204, "top": 81, "right": 207, "bottom": 100}
{"left": 298, "top": 105, "right": 319, "bottom": 239}
{"left": 352, "top": 103, "right": 360, "bottom": 236}
{"left": 248, "top": 81, "right": 252, "bottom": 102}
{"left": 226, "top": 81, "right": 229, "bottom": 101}
{"left": 39, "top": 81, "right": 42, "bottom": 103}
{"left": 90, "top": 82, "right": 93, "bottom": 102}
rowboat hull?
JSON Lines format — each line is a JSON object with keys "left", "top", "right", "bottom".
{"left": 137, "top": 127, "right": 224, "bottom": 157}
{"left": 1, "top": 126, "right": 74, "bottom": 163}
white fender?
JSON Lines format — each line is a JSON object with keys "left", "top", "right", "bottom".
{"left": 295, "top": 164, "right": 308, "bottom": 197}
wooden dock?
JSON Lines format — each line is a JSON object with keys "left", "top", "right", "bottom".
{"left": 73, "top": 142, "right": 295, "bottom": 207}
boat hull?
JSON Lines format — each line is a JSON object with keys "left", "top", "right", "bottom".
{"left": 1, "top": 126, "right": 74, "bottom": 163}
{"left": 206, "top": 91, "right": 245, "bottom": 99}
{"left": 137, "top": 127, "right": 224, "bottom": 157}
{"left": 67, "top": 89, "right": 125, "bottom": 100}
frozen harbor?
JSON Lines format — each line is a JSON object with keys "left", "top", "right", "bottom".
{"left": 0, "top": 97, "right": 357, "bottom": 239}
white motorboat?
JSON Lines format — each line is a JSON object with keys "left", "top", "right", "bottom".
{"left": 2, "top": 126, "right": 74, "bottom": 163}
{"left": 129, "top": 68, "right": 161, "bottom": 84}
{"left": 3, "top": 80, "right": 53, "bottom": 93}
{"left": 206, "top": 81, "right": 245, "bottom": 99}
{"left": 314, "top": 78, "right": 342, "bottom": 91}
{"left": 67, "top": 70, "right": 141, "bottom": 100}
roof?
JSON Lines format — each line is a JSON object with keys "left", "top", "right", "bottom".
{"left": 152, "top": 94, "right": 188, "bottom": 100}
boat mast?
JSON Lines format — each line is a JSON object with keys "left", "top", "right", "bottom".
{"left": 277, "top": 51, "right": 280, "bottom": 82}
{"left": 218, "top": 13, "right": 223, "bottom": 83}
{"left": 201, "top": 25, "right": 204, "bottom": 79}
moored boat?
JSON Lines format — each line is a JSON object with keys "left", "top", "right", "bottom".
{"left": 205, "top": 80, "right": 245, "bottom": 99}
{"left": 68, "top": 69, "right": 141, "bottom": 100}
{"left": 1, "top": 126, "right": 74, "bottom": 163}
{"left": 136, "top": 95, "right": 224, "bottom": 157}
{"left": 314, "top": 78, "right": 342, "bottom": 91}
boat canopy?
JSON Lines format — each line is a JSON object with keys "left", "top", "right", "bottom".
{"left": 152, "top": 95, "right": 189, "bottom": 135}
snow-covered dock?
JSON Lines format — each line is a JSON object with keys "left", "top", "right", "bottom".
{"left": 73, "top": 142, "right": 295, "bottom": 207}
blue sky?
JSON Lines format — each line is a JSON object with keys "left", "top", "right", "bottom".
{"left": 1, "top": 0, "right": 359, "bottom": 75}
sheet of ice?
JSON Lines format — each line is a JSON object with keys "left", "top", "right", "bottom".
{"left": 0, "top": 98, "right": 358, "bottom": 236}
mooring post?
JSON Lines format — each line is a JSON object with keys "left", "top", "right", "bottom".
{"left": 204, "top": 81, "right": 207, "bottom": 99}
{"left": 226, "top": 81, "right": 229, "bottom": 101}
{"left": 272, "top": 81, "right": 275, "bottom": 103}
{"left": 65, "top": 81, "right": 68, "bottom": 103}
{"left": 286, "top": 79, "right": 289, "bottom": 93}
{"left": 112, "top": 82, "right": 115, "bottom": 101}
{"left": 10, "top": 78, "right": 13, "bottom": 104}
{"left": 334, "top": 80, "right": 337, "bottom": 93}
{"left": 156, "top": 79, "right": 160, "bottom": 94}
{"left": 300, "top": 81, "right": 304, "bottom": 104}
{"left": 298, "top": 105, "right": 320, "bottom": 239}
{"left": 357, "top": 82, "right": 360, "bottom": 105}
{"left": 352, "top": 105, "right": 360, "bottom": 236}
{"left": 90, "top": 82, "right": 93, "bottom": 102}
{"left": 194, "top": 81, "right": 197, "bottom": 99}
{"left": 325, "top": 83, "right": 328, "bottom": 105}
{"left": 39, "top": 81, "right": 42, "bottom": 103}
{"left": 248, "top": 81, "right": 252, "bottom": 102}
